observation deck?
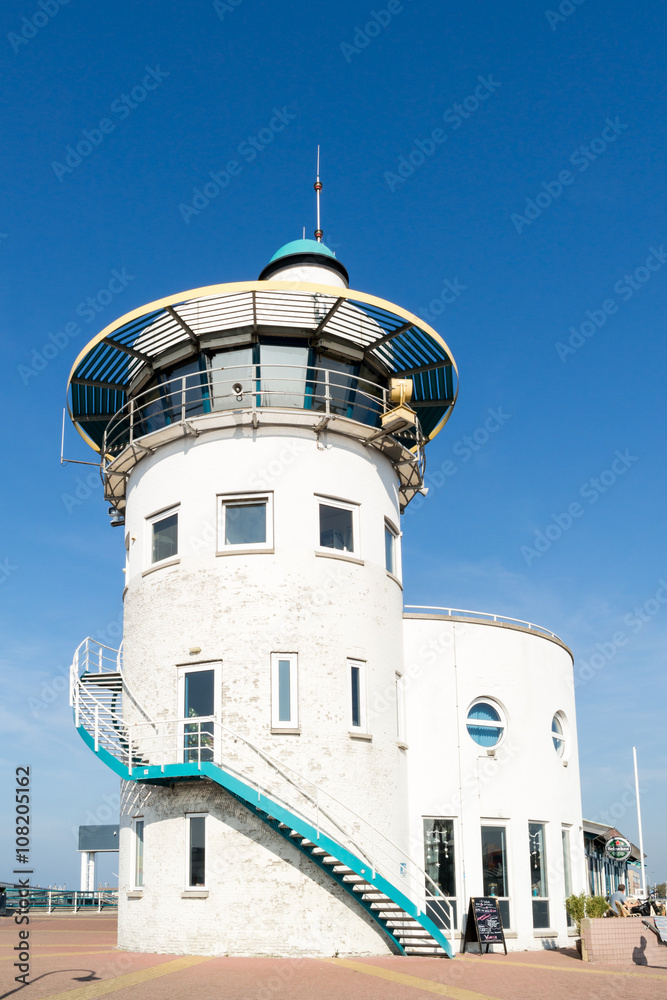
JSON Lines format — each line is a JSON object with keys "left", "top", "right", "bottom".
{"left": 67, "top": 280, "right": 458, "bottom": 511}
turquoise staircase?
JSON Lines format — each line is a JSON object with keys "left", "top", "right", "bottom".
{"left": 70, "top": 638, "right": 454, "bottom": 957}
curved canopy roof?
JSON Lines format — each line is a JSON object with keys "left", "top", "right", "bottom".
{"left": 67, "top": 280, "right": 458, "bottom": 453}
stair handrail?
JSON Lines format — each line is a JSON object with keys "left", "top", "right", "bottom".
{"left": 72, "top": 662, "right": 453, "bottom": 948}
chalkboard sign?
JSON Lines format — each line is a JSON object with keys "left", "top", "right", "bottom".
{"left": 462, "top": 897, "right": 507, "bottom": 955}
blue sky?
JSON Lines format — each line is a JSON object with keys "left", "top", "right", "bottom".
{"left": 0, "top": 0, "right": 665, "bottom": 890}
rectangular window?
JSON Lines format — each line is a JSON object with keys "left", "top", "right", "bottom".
{"left": 562, "top": 827, "right": 573, "bottom": 926}
{"left": 271, "top": 653, "right": 298, "bottom": 729}
{"left": 385, "top": 521, "right": 398, "bottom": 575}
{"left": 178, "top": 663, "right": 219, "bottom": 764}
{"left": 423, "top": 818, "right": 457, "bottom": 929}
{"left": 318, "top": 498, "right": 358, "bottom": 555}
{"left": 529, "top": 822, "right": 550, "bottom": 929}
{"left": 218, "top": 493, "right": 273, "bottom": 551}
{"left": 481, "top": 825, "right": 510, "bottom": 928}
{"left": 348, "top": 658, "right": 367, "bottom": 732}
{"left": 133, "top": 818, "right": 144, "bottom": 889}
{"left": 395, "top": 672, "right": 406, "bottom": 743}
{"left": 150, "top": 508, "right": 178, "bottom": 564}
{"left": 186, "top": 814, "right": 206, "bottom": 888}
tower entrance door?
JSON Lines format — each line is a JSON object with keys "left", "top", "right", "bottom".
{"left": 178, "top": 663, "right": 220, "bottom": 764}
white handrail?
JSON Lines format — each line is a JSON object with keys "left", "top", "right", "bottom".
{"left": 71, "top": 653, "right": 453, "bottom": 948}
{"left": 404, "top": 605, "right": 560, "bottom": 640}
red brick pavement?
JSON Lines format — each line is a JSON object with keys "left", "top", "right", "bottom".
{"left": 1, "top": 914, "right": 667, "bottom": 1000}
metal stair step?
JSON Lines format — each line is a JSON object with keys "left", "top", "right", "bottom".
{"left": 311, "top": 847, "right": 327, "bottom": 856}
{"left": 332, "top": 865, "right": 353, "bottom": 874}
{"left": 404, "top": 946, "right": 445, "bottom": 955}
{"left": 351, "top": 883, "right": 375, "bottom": 893}
{"left": 278, "top": 823, "right": 289, "bottom": 829}
{"left": 361, "top": 893, "right": 391, "bottom": 902}
{"left": 300, "top": 839, "right": 315, "bottom": 847}
{"left": 370, "top": 903, "right": 402, "bottom": 912}
{"left": 385, "top": 919, "right": 421, "bottom": 928}
{"left": 321, "top": 857, "right": 339, "bottom": 865}
{"left": 342, "top": 874, "right": 366, "bottom": 883}
{"left": 396, "top": 930, "right": 433, "bottom": 939}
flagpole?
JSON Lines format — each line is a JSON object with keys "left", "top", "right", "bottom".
{"left": 633, "top": 746, "right": 646, "bottom": 896}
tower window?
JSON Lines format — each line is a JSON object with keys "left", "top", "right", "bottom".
{"left": 218, "top": 494, "right": 273, "bottom": 552}
{"left": 348, "top": 659, "right": 367, "bottom": 732}
{"left": 317, "top": 497, "right": 358, "bottom": 556}
{"left": 186, "top": 814, "right": 207, "bottom": 889}
{"left": 385, "top": 519, "right": 400, "bottom": 577}
{"left": 133, "top": 817, "right": 144, "bottom": 889}
{"left": 271, "top": 653, "right": 298, "bottom": 730}
{"left": 148, "top": 507, "right": 179, "bottom": 565}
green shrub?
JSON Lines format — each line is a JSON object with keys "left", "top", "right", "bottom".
{"left": 565, "top": 892, "right": 587, "bottom": 934}
{"left": 565, "top": 893, "right": 611, "bottom": 933}
{"left": 586, "top": 895, "right": 612, "bottom": 919}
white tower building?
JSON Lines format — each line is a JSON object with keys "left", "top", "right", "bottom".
{"left": 68, "top": 231, "right": 584, "bottom": 957}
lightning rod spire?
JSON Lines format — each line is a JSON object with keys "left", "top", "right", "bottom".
{"left": 314, "top": 146, "right": 323, "bottom": 242}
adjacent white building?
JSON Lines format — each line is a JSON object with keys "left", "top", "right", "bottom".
{"left": 68, "top": 235, "right": 585, "bottom": 957}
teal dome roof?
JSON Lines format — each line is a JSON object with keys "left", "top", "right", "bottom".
{"left": 268, "top": 239, "right": 337, "bottom": 263}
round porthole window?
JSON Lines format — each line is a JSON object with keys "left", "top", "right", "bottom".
{"left": 552, "top": 712, "right": 567, "bottom": 757}
{"left": 466, "top": 700, "right": 505, "bottom": 748}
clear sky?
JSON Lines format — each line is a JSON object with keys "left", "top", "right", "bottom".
{"left": 0, "top": 0, "right": 665, "bottom": 890}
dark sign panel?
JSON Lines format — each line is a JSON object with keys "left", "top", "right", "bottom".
{"left": 462, "top": 897, "right": 507, "bottom": 954}
{"left": 78, "top": 825, "right": 119, "bottom": 852}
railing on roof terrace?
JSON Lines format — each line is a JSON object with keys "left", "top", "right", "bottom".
{"left": 102, "top": 364, "right": 424, "bottom": 458}
{"left": 403, "top": 606, "right": 560, "bottom": 640}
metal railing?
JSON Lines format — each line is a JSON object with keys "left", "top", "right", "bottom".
{"left": 101, "top": 364, "right": 423, "bottom": 458}
{"left": 404, "top": 605, "right": 561, "bottom": 640}
{"left": 3, "top": 887, "right": 118, "bottom": 912}
{"left": 71, "top": 641, "right": 453, "bottom": 946}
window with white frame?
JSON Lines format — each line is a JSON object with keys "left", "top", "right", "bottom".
{"left": 318, "top": 497, "right": 359, "bottom": 556}
{"left": 186, "top": 813, "right": 207, "bottom": 888}
{"left": 529, "top": 822, "right": 550, "bottom": 929}
{"left": 148, "top": 506, "right": 179, "bottom": 565}
{"left": 348, "top": 658, "right": 367, "bottom": 732}
{"left": 271, "top": 653, "right": 298, "bottom": 729}
{"left": 385, "top": 520, "right": 399, "bottom": 576}
{"left": 481, "top": 824, "right": 511, "bottom": 928}
{"left": 218, "top": 493, "right": 273, "bottom": 551}
{"left": 552, "top": 711, "right": 567, "bottom": 757}
{"left": 466, "top": 699, "right": 505, "bottom": 748}
{"left": 132, "top": 817, "right": 144, "bottom": 889}
{"left": 424, "top": 817, "right": 458, "bottom": 929}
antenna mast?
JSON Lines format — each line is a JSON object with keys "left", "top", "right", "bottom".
{"left": 314, "top": 146, "right": 323, "bottom": 241}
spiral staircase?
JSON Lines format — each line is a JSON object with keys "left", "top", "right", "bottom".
{"left": 70, "top": 638, "right": 454, "bottom": 957}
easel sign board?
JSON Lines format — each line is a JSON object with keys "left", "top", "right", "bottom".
{"left": 654, "top": 917, "right": 667, "bottom": 944}
{"left": 462, "top": 897, "right": 507, "bottom": 955}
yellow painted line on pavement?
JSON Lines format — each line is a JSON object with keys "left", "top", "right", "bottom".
{"left": 35, "top": 955, "right": 210, "bottom": 999}
{"left": 0, "top": 950, "right": 115, "bottom": 961}
{"left": 458, "top": 955, "right": 667, "bottom": 980}
{"left": 324, "top": 957, "right": 499, "bottom": 999}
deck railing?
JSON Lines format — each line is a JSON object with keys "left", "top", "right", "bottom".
{"left": 404, "top": 605, "right": 561, "bottom": 639}
{"left": 101, "top": 364, "right": 423, "bottom": 458}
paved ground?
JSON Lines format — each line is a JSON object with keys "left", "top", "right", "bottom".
{"left": 2, "top": 914, "right": 667, "bottom": 1000}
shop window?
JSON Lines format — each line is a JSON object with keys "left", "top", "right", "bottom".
{"left": 481, "top": 824, "right": 510, "bottom": 928}
{"left": 529, "top": 822, "right": 550, "bottom": 929}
